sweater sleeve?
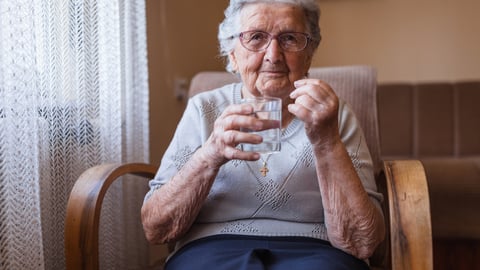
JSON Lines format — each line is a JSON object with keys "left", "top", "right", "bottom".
{"left": 144, "top": 98, "right": 203, "bottom": 202}
{"left": 143, "top": 84, "right": 239, "bottom": 202}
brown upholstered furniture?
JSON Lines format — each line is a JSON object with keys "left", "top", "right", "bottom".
{"left": 378, "top": 82, "right": 480, "bottom": 269}
{"left": 65, "top": 66, "right": 433, "bottom": 270}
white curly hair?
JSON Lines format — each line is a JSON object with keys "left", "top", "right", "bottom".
{"left": 218, "top": 0, "right": 321, "bottom": 72}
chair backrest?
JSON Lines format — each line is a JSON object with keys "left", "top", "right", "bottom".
{"left": 189, "top": 66, "right": 382, "bottom": 175}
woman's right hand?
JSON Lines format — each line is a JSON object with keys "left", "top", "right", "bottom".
{"left": 199, "top": 103, "right": 268, "bottom": 167}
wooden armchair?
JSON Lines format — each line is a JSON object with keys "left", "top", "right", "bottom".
{"left": 65, "top": 66, "right": 432, "bottom": 270}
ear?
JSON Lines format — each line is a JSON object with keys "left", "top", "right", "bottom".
{"left": 228, "top": 51, "right": 238, "bottom": 72}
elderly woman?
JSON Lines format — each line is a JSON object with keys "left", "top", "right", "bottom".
{"left": 142, "top": 0, "right": 385, "bottom": 269}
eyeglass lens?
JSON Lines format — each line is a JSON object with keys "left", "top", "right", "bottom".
{"left": 240, "top": 31, "right": 309, "bottom": 52}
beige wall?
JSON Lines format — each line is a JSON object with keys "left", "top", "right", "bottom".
{"left": 146, "top": 0, "right": 480, "bottom": 164}
{"left": 147, "top": 0, "right": 228, "bottom": 164}
{"left": 316, "top": 0, "right": 480, "bottom": 82}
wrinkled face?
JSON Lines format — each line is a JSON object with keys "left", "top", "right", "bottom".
{"left": 229, "top": 3, "right": 314, "bottom": 99}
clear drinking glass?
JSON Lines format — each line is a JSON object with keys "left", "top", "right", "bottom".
{"left": 240, "top": 97, "right": 282, "bottom": 154}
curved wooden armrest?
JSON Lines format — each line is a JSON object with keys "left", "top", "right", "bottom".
{"left": 65, "top": 163, "right": 159, "bottom": 270}
{"left": 384, "top": 160, "right": 433, "bottom": 270}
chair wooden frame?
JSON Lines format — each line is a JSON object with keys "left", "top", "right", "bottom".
{"left": 65, "top": 160, "right": 432, "bottom": 270}
{"left": 65, "top": 163, "right": 158, "bottom": 270}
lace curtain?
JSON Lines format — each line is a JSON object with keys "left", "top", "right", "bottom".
{"left": 0, "top": 0, "right": 150, "bottom": 269}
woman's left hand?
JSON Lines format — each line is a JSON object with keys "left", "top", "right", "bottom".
{"left": 288, "top": 78, "right": 341, "bottom": 149}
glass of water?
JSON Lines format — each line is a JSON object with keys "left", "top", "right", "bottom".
{"left": 240, "top": 97, "right": 282, "bottom": 154}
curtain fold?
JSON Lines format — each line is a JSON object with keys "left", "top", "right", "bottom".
{"left": 0, "top": 0, "right": 150, "bottom": 269}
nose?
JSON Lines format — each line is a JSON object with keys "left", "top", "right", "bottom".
{"left": 264, "top": 38, "right": 284, "bottom": 64}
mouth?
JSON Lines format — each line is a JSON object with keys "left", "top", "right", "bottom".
{"left": 260, "top": 69, "right": 288, "bottom": 76}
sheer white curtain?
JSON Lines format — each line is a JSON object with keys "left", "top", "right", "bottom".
{"left": 0, "top": 0, "right": 150, "bottom": 269}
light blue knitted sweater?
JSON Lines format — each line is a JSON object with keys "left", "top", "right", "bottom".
{"left": 146, "top": 83, "right": 382, "bottom": 250}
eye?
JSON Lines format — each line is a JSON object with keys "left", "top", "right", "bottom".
{"left": 246, "top": 31, "right": 268, "bottom": 41}
{"left": 279, "top": 33, "right": 300, "bottom": 44}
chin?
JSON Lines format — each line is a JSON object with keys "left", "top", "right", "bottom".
{"left": 259, "top": 85, "right": 292, "bottom": 98}
{"left": 255, "top": 75, "right": 291, "bottom": 93}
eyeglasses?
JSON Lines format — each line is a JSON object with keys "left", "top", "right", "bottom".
{"left": 236, "top": 30, "right": 311, "bottom": 52}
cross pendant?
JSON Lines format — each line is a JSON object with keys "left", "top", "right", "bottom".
{"left": 260, "top": 162, "right": 269, "bottom": 177}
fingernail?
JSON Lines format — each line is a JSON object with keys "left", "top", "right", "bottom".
{"left": 288, "top": 104, "right": 296, "bottom": 112}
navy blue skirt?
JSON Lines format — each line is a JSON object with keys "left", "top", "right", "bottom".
{"left": 165, "top": 235, "right": 370, "bottom": 270}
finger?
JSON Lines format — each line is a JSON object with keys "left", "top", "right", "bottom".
{"left": 293, "top": 78, "right": 331, "bottom": 89}
{"left": 224, "top": 146, "right": 260, "bottom": 161}
{"left": 290, "top": 79, "right": 333, "bottom": 101}
{"left": 288, "top": 102, "right": 313, "bottom": 123}
{"left": 256, "top": 119, "right": 281, "bottom": 130}
{"left": 218, "top": 114, "right": 264, "bottom": 132}
{"left": 288, "top": 93, "right": 336, "bottom": 123}
{"left": 290, "top": 84, "right": 332, "bottom": 102}
{"left": 293, "top": 94, "right": 318, "bottom": 112}
{"left": 221, "top": 103, "right": 255, "bottom": 116}
{"left": 222, "top": 130, "right": 263, "bottom": 146}
{"left": 294, "top": 78, "right": 324, "bottom": 87}
{"left": 221, "top": 112, "right": 281, "bottom": 132}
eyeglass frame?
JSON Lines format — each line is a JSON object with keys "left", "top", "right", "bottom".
{"left": 233, "top": 30, "right": 313, "bottom": 52}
